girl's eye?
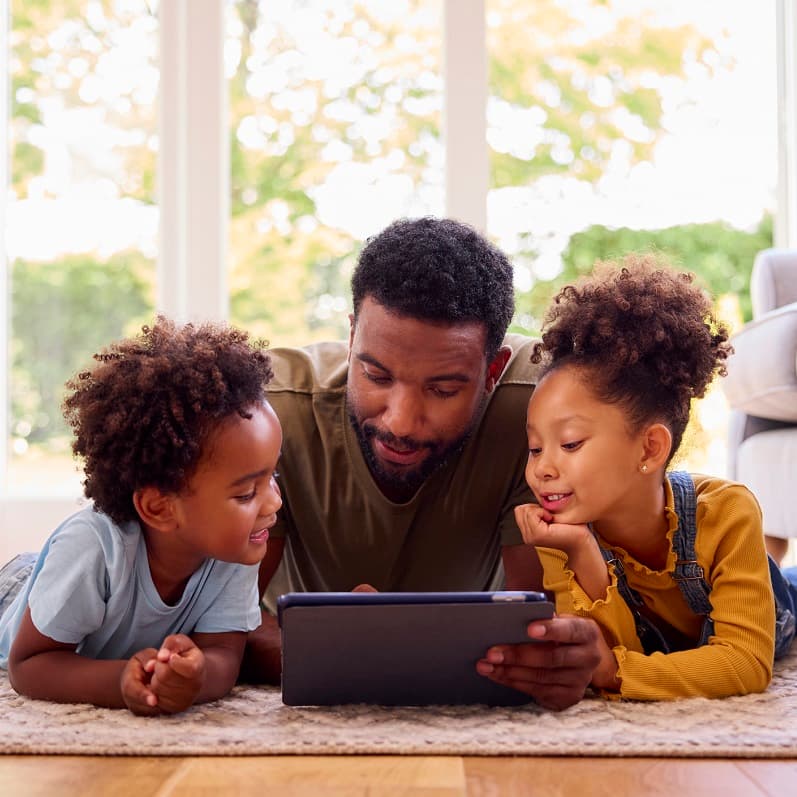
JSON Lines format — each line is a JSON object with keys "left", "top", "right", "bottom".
{"left": 528, "top": 448, "right": 542, "bottom": 457}
{"left": 562, "top": 440, "right": 583, "bottom": 451}
{"left": 235, "top": 487, "right": 257, "bottom": 503}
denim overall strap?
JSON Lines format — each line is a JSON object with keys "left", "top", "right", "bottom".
{"left": 667, "top": 471, "right": 714, "bottom": 646}
{"left": 598, "top": 540, "right": 670, "bottom": 654}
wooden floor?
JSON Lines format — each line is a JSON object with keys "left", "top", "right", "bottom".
{"left": 0, "top": 755, "right": 795, "bottom": 796}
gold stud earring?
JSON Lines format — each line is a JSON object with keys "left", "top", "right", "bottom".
{"left": 640, "top": 463, "right": 648, "bottom": 473}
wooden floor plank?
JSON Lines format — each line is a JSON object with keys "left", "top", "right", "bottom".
{"left": 1, "top": 755, "right": 795, "bottom": 797}
{"left": 462, "top": 757, "right": 792, "bottom": 797}
{"left": 161, "top": 756, "right": 466, "bottom": 797}
{"left": 0, "top": 756, "right": 185, "bottom": 797}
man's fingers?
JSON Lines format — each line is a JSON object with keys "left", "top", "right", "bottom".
{"left": 528, "top": 615, "right": 602, "bottom": 647}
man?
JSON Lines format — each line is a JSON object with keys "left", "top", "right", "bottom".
{"left": 243, "top": 217, "right": 602, "bottom": 710}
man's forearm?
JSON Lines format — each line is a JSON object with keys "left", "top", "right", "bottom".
{"left": 239, "top": 609, "right": 282, "bottom": 684}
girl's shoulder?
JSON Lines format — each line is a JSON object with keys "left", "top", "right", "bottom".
{"left": 689, "top": 473, "right": 762, "bottom": 516}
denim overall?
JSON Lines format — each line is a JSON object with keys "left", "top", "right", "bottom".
{"left": 598, "top": 471, "right": 797, "bottom": 659}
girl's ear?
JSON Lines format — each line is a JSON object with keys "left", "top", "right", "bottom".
{"left": 640, "top": 423, "right": 672, "bottom": 473}
{"left": 133, "top": 487, "right": 178, "bottom": 532}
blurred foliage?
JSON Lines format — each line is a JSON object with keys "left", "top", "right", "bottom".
{"left": 11, "top": 253, "right": 152, "bottom": 446}
{"left": 5, "top": 0, "right": 769, "bottom": 471}
{"left": 510, "top": 215, "right": 773, "bottom": 337}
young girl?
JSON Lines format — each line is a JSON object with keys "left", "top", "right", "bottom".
{"left": 514, "top": 256, "right": 796, "bottom": 700}
{"left": 0, "top": 317, "right": 282, "bottom": 715}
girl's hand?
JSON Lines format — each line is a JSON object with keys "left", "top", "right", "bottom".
{"left": 514, "top": 503, "right": 610, "bottom": 601}
{"left": 121, "top": 648, "right": 160, "bottom": 716}
{"left": 144, "top": 634, "right": 206, "bottom": 714}
{"left": 514, "top": 503, "right": 593, "bottom": 557}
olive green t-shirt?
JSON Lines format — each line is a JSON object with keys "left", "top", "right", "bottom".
{"left": 263, "top": 334, "right": 538, "bottom": 611}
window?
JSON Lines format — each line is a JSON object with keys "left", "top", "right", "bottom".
{"left": 0, "top": 0, "right": 788, "bottom": 559}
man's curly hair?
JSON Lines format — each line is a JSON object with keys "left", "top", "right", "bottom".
{"left": 531, "top": 254, "right": 733, "bottom": 462}
{"left": 63, "top": 316, "right": 274, "bottom": 525}
{"left": 351, "top": 217, "right": 515, "bottom": 359}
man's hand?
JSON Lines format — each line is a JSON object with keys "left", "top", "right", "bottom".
{"left": 143, "top": 634, "right": 206, "bottom": 714}
{"left": 120, "top": 648, "right": 160, "bottom": 716}
{"left": 240, "top": 611, "right": 282, "bottom": 684}
{"left": 475, "top": 615, "right": 607, "bottom": 711}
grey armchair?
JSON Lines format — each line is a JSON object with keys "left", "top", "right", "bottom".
{"left": 722, "top": 248, "right": 797, "bottom": 564}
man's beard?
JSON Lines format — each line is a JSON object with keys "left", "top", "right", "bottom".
{"left": 348, "top": 411, "right": 472, "bottom": 500}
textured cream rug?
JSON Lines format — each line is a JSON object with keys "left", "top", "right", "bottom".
{"left": 1, "top": 649, "right": 796, "bottom": 757}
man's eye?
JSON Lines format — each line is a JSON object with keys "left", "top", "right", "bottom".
{"left": 430, "top": 387, "right": 458, "bottom": 399}
{"left": 364, "top": 371, "right": 390, "bottom": 384}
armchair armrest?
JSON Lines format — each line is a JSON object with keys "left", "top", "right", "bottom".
{"left": 722, "top": 302, "right": 797, "bottom": 423}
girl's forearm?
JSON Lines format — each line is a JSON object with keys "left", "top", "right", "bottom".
{"left": 566, "top": 541, "right": 611, "bottom": 602}
{"left": 9, "top": 650, "right": 128, "bottom": 708}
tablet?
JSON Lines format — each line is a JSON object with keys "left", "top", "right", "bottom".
{"left": 277, "top": 590, "right": 555, "bottom": 706}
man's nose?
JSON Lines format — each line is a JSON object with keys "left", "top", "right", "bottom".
{"left": 382, "top": 386, "right": 424, "bottom": 439}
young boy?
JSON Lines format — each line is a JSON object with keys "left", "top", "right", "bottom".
{"left": 0, "top": 317, "right": 282, "bottom": 715}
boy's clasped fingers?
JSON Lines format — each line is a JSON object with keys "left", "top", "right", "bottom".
{"left": 121, "top": 649, "right": 160, "bottom": 716}
{"left": 146, "top": 636, "right": 206, "bottom": 714}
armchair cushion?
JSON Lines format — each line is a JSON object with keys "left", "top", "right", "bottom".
{"left": 737, "top": 428, "right": 797, "bottom": 539}
{"left": 722, "top": 301, "right": 797, "bottom": 423}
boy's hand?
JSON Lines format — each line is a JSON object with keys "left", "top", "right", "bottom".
{"left": 514, "top": 503, "right": 592, "bottom": 556}
{"left": 144, "top": 634, "right": 206, "bottom": 714}
{"left": 121, "top": 648, "right": 160, "bottom": 716}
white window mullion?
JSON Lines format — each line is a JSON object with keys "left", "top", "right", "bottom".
{"left": 0, "top": 0, "right": 9, "bottom": 493}
{"left": 776, "top": 0, "right": 797, "bottom": 247}
{"left": 443, "top": 0, "right": 487, "bottom": 231}
{"left": 159, "top": 0, "right": 229, "bottom": 322}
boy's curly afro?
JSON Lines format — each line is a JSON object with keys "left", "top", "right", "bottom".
{"left": 532, "top": 254, "right": 733, "bottom": 461}
{"left": 63, "top": 316, "right": 274, "bottom": 525}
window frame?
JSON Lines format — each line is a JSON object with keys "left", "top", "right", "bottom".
{"left": 0, "top": 0, "right": 792, "bottom": 538}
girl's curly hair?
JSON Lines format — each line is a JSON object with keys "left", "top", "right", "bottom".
{"left": 531, "top": 254, "right": 733, "bottom": 462}
{"left": 63, "top": 316, "right": 274, "bottom": 525}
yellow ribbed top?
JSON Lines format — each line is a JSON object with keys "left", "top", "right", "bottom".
{"left": 537, "top": 475, "right": 775, "bottom": 700}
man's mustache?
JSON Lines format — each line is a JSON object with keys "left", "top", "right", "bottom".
{"left": 361, "top": 425, "right": 437, "bottom": 453}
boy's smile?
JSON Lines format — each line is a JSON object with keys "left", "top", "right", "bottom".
{"left": 170, "top": 401, "right": 283, "bottom": 567}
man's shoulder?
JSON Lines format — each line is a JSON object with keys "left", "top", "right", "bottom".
{"left": 498, "top": 333, "right": 542, "bottom": 387}
{"left": 267, "top": 341, "right": 349, "bottom": 396}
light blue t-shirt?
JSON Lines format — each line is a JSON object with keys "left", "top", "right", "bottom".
{"left": 0, "top": 506, "right": 261, "bottom": 668}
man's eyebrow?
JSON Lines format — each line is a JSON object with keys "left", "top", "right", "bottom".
{"left": 356, "top": 353, "right": 389, "bottom": 371}
{"left": 357, "top": 352, "right": 471, "bottom": 383}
